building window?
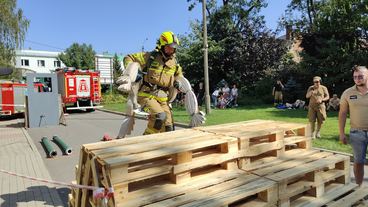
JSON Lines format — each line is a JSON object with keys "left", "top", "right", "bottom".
{"left": 54, "top": 60, "right": 61, "bottom": 67}
{"left": 21, "top": 59, "right": 29, "bottom": 66}
{"left": 37, "top": 60, "right": 45, "bottom": 67}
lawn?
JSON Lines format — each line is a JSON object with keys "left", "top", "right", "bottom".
{"left": 103, "top": 103, "right": 355, "bottom": 155}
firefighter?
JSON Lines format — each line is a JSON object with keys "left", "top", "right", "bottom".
{"left": 118, "top": 31, "right": 205, "bottom": 135}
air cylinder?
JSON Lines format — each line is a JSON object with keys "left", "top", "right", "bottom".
{"left": 52, "top": 135, "right": 72, "bottom": 155}
{"left": 41, "top": 137, "right": 57, "bottom": 158}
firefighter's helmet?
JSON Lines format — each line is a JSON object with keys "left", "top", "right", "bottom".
{"left": 158, "top": 31, "right": 179, "bottom": 49}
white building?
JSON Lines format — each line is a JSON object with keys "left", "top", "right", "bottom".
{"left": 95, "top": 54, "right": 113, "bottom": 85}
{"left": 15, "top": 50, "right": 115, "bottom": 85}
{"left": 15, "top": 50, "right": 66, "bottom": 73}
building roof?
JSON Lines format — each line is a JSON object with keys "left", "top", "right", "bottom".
{"left": 17, "top": 49, "right": 111, "bottom": 58}
{"left": 16, "top": 50, "right": 61, "bottom": 58}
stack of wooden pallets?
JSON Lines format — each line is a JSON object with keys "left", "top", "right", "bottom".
{"left": 69, "top": 120, "right": 367, "bottom": 207}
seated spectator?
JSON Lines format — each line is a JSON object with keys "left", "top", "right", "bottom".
{"left": 285, "top": 99, "right": 306, "bottom": 109}
{"left": 222, "top": 84, "right": 230, "bottom": 99}
{"left": 217, "top": 92, "right": 226, "bottom": 109}
{"left": 293, "top": 99, "right": 306, "bottom": 109}
{"left": 327, "top": 94, "right": 340, "bottom": 111}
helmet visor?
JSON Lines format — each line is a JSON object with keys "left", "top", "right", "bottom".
{"left": 168, "top": 42, "right": 179, "bottom": 49}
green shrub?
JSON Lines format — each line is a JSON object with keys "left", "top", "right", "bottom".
{"left": 238, "top": 76, "right": 274, "bottom": 105}
{"left": 101, "top": 92, "right": 127, "bottom": 104}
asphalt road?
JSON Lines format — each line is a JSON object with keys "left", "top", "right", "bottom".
{"left": 26, "top": 110, "right": 153, "bottom": 205}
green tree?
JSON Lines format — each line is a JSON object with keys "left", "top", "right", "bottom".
{"left": 0, "top": 0, "right": 29, "bottom": 78}
{"left": 180, "top": 0, "right": 288, "bottom": 91}
{"left": 113, "top": 53, "right": 122, "bottom": 86}
{"left": 282, "top": 0, "right": 368, "bottom": 95}
{"left": 58, "top": 43, "right": 96, "bottom": 69}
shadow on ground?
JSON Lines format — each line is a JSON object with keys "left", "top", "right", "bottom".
{"left": 0, "top": 185, "right": 65, "bottom": 207}
{"left": 57, "top": 187, "right": 70, "bottom": 207}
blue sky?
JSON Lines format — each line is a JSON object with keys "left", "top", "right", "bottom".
{"left": 18, "top": 0, "right": 290, "bottom": 55}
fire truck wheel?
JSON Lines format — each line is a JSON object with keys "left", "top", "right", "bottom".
{"left": 86, "top": 108, "right": 95, "bottom": 112}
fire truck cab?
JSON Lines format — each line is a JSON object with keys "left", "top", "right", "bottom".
{"left": 56, "top": 68, "right": 101, "bottom": 111}
{"left": 0, "top": 82, "right": 44, "bottom": 116}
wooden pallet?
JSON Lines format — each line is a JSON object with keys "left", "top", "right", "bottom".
{"left": 195, "top": 120, "right": 312, "bottom": 171}
{"left": 122, "top": 169, "right": 277, "bottom": 207}
{"left": 325, "top": 186, "right": 368, "bottom": 207}
{"left": 72, "top": 147, "right": 94, "bottom": 207}
{"left": 68, "top": 120, "right": 352, "bottom": 207}
{"left": 246, "top": 149, "right": 352, "bottom": 207}
{"left": 100, "top": 133, "right": 239, "bottom": 205}
{"left": 71, "top": 129, "right": 253, "bottom": 206}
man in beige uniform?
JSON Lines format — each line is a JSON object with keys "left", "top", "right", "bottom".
{"left": 339, "top": 65, "right": 368, "bottom": 186}
{"left": 272, "top": 79, "right": 284, "bottom": 106}
{"left": 306, "top": 76, "right": 330, "bottom": 138}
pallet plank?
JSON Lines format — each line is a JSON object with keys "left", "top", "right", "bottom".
{"left": 326, "top": 186, "right": 368, "bottom": 207}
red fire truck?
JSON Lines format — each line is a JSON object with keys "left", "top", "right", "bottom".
{"left": 0, "top": 82, "right": 44, "bottom": 116}
{"left": 56, "top": 68, "right": 101, "bottom": 111}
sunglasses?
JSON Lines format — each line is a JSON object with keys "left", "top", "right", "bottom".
{"left": 313, "top": 81, "right": 320, "bottom": 83}
{"left": 353, "top": 75, "right": 364, "bottom": 80}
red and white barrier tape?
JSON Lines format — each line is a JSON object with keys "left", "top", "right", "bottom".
{"left": 0, "top": 169, "right": 114, "bottom": 200}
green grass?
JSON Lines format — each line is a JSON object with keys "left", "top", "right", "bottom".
{"left": 103, "top": 103, "right": 355, "bottom": 155}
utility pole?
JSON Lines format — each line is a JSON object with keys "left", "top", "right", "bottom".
{"left": 202, "top": 0, "right": 211, "bottom": 114}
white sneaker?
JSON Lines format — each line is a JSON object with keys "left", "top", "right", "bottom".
{"left": 133, "top": 108, "right": 149, "bottom": 117}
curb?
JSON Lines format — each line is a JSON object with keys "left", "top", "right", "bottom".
{"left": 18, "top": 118, "right": 38, "bottom": 152}
{"left": 97, "top": 108, "right": 190, "bottom": 128}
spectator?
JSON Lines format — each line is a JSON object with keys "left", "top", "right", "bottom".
{"left": 231, "top": 84, "right": 239, "bottom": 107}
{"left": 272, "top": 79, "right": 284, "bottom": 106}
{"left": 306, "top": 76, "right": 330, "bottom": 139}
{"left": 211, "top": 88, "right": 220, "bottom": 107}
{"left": 327, "top": 94, "right": 340, "bottom": 111}
{"left": 222, "top": 84, "right": 230, "bottom": 99}
{"left": 339, "top": 65, "right": 368, "bottom": 187}
{"left": 196, "top": 82, "right": 205, "bottom": 107}
{"left": 217, "top": 91, "right": 226, "bottom": 109}
{"left": 288, "top": 99, "right": 305, "bottom": 109}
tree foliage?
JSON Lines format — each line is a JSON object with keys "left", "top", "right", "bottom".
{"left": 0, "top": 0, "right": 29, "bottom": 67}
{"left": 282, "top": 0, "right": 368, "bottom": 95}
{"left": 58, "top": 43, "right": 96, "bottom": 69}
{"left": 180, "top": 0, "right": 288, "bottom": 92}
{"left": 113, "top": 53, "right": 122, "bottom": 86}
